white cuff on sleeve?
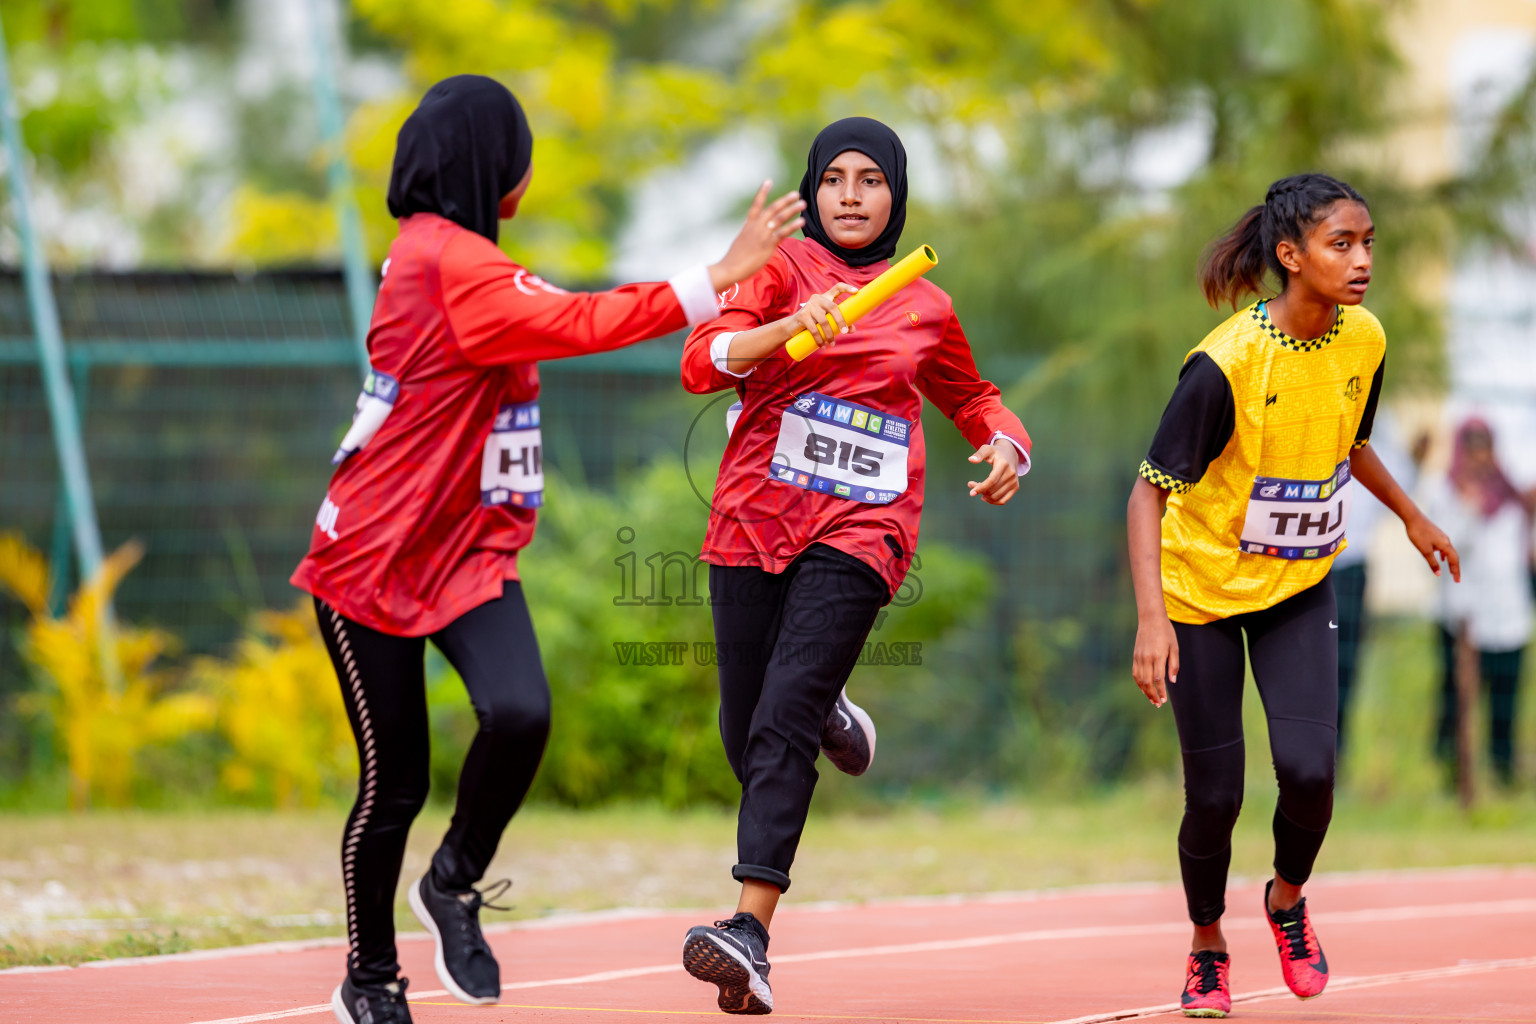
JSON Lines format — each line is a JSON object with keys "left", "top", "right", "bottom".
{"left": 710, "top": 331, "right": 754, "bottom": 378}
{"left": 990, "top": 431, "right": 1031, "bottom": 477}
{"left": 669, "top": 264, "right": 721, "bottom": 327}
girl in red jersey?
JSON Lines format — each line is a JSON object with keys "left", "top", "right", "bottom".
{"left": 291, "top": 76, "right": 805, "bottom": 1024}
{"left": 677, "top": 117, "right": 1032, "bottom": 1015}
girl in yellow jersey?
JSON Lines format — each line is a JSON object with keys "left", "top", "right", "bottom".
{"left": 1126, "top": 173, "right": 1460, "bottom": 1018}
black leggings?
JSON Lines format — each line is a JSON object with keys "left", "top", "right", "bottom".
{"left": 710, "top": 544, "right": 887, "bottom": 893}
{"left": 1332, "top": 561, "right": 1368, "bottom": 756}
{"left": 314, "top": 581, "right": 550, "bottom": 985}
{"left": 1169, "top": 576, "right": 1338, "bottom": 927}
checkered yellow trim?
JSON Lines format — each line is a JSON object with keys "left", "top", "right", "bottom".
{"left": 1251, "top": 302, "right": 1342, "bottom": 353}
{"left": 1352, "top": 438, "right": 1369, "bottom": 449}
{"left": 1140, "top": 460, "right": 1195, "bottom": 494}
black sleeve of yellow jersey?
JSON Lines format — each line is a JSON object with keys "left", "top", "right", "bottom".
{"left": 1138, "top": 352, "right": 1235, "bottom": 495}
{"left": 1352, "top": 355, "right": 1386, "bottom": 448}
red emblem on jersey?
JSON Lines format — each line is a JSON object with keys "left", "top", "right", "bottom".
{"left": 906, "top": 311, "right": 920, "bottom": 326}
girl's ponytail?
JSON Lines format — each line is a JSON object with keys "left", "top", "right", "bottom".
{"left": 1199, "top": 205, "right": 1267, "bottom": 310}
{"left": 1198, "top": 173, "right": 1368, "bottom": 309}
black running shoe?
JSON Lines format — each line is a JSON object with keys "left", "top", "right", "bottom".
{"left": 819, "top": 687, "right": 876, "bottom": 776}
{"left": 408, "top": 871, "right": 510, "bottom": 1004}
{"left": 331, "top": 976, "right": 413, "bottom": 1024}
{"left": 682, "top": 911, "right": 773, "bottom": 1014}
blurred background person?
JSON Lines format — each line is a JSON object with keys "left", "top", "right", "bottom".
{"left": 1425, "top": 417, "right": 1534, "bottom": 787}
{"left": 1331, "top": 411, "right": 1424, "bottom": 761}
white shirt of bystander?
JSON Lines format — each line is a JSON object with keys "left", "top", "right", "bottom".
{"left": 1421, "top": 476, "right": 1533, "bottom": 652}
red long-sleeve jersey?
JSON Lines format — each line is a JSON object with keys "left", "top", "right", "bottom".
{"left": 292, "top": 213, "right": 718, "bottom": 636}
{"left": 683, "top": 237, "right": 1031, "bottom": 597}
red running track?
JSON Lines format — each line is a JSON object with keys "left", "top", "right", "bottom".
{"left": 2, "top": 866, "right": 1533, "bottom": 1024}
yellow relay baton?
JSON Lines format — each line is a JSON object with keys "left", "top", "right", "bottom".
{"left": 784, "top": 244, "right": 938, "bottom": 362}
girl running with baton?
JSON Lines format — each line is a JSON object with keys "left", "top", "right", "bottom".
{"left": 678, "top": 116, "right": 1032, "bottom": 1015}
{"left": 291, "top": 75, "right": 805, "bottom": 1024}
{"left": 1127, "top": 173, "right": 1459, "bottom": 1017}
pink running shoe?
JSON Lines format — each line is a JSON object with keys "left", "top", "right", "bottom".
{"left": 1180, "top": 950, "right": 1231, "bottom": 1018}
{"left": 1265, "top": 880, "right": 1328, "bottom": 998}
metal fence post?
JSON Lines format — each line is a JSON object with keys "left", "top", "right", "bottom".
{"left": 308, "top": 0, "right": 375, "bottom": 377}
{"left": 0, "top": 14, "right": 108, "bottom": 592}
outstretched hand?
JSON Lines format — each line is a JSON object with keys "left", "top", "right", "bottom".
{"left": 709, "top": 181, "right": 807, "bottom": 292}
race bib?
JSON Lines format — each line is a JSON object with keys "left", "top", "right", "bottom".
{"left": 1239, "top": 460, "right": 1353, "bottom": 560}
{"left": 768, "top": 393, "right": 910, "bottom": 504}
{"left": 332, "top": 369, "right": 399, "bottom": 464}
{"left": 481, "top": 401, "right": 544, "bottom": 508}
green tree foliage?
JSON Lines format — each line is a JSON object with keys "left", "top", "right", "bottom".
{"left": 1, "top": 0, "right": 231, "bottom": 45}
{"left": 322, "top": 0, "right": 1536, "bottom": 403}
{"left": 0, "top": 1, "right": 239, "bottom": 263}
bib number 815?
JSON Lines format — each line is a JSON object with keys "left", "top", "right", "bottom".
{"left": 805, "top": 432, "right": 883, "bottom": 476}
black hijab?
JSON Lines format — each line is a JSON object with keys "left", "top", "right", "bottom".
{"left": 386, "top": 75, "right": 533, "bottom": 245}
{"left": 797, "top": 117, "right": 908, "bottom": 267}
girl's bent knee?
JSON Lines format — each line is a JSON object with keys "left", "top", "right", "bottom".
{"left": 478, "top": 691, "right": 552, "bottom": 743}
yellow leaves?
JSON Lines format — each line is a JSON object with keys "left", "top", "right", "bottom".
{"left": 195, "top": 605, "right": 355, "bottom": 808}
{"left": 0, "top": 532, "right": 52, "bottom": 617}
{"left": 542, "top": 47, "right": 614, "bottom": 132}
{"left": 220, "top": 0, "right": 1120, "bottom": 280}
{"left": 223, "top": 0, "right": 754, "bottom": 277}
{"left": 223, "top": 186, "right": 339, "bottom": 266}
{"left": 0, "top": 533, "right": 213, "bottom": 809}
{"left": 3, "top": 534, "right": 355, "bottom": 810}
{"left": 748, "top": 0, "right": 1109, "bottom": 138}
{"left": 352, "top": 0, "right": 568, "bottom": 89}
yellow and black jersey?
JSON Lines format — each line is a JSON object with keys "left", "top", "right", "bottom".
{"left": 1139, "top": 300, "right": 1385, "bottom": 624}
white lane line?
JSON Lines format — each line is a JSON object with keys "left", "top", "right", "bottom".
{"left": 1322, "top": 896, "right": 1536, "bottom": 924}
{"left": 182, "top": 1009, "right": 333, "bottom": 1024}
{"left": 12, "top": 862, "right": 1535, "bottom": 979}
{"left": 1045, "top": 955, "right": 1536, "bottom": 1024}
{"left": 181, "top": 897, "right": 1536, "bottom": 1024}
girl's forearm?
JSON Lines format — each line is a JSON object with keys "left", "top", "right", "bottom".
{"left": 1127, "top": 477, "right": 1170, "bottom": 621}
{"left": 717, "top": 320, "right": 797, "bottom": 376}
{"left": 1350, "top": 444, "right": 1422, "bottom": 524}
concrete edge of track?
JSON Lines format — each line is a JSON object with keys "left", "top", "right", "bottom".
{"left": 3, "top": 861, "right": 1532, "bottom": 977}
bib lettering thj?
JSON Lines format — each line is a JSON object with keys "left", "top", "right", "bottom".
{"left": 1239, "top": 460, "right": 1353, "bottom": 560}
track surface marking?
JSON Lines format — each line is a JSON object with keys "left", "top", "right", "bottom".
{"left": 1, "top": 867, "right": 1532, "bottom": 1023}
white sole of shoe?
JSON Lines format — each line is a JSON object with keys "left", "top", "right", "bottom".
{"left": 844, "top": 692, "right": 876, "bottom": 767}
{"left": 408, "top": 876, "right": 499, "bottom": 1005}
{"left": 682, "top": 930, "right": 773, "bottom": 1014}
{"left": 330, "top": 983, "right": 351, "bottom": 1023}
{"left": 823, "top": 690, "right": 878, "bottom": 775}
